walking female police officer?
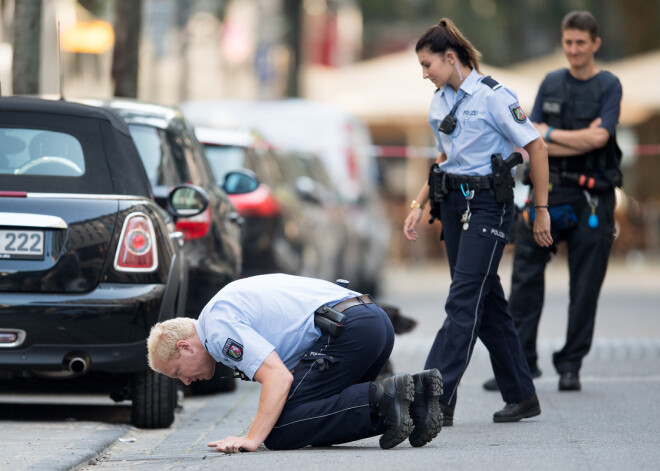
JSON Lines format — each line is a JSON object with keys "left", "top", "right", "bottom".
{"left": 403, "top": 18, "right": 553, "bottom": 425}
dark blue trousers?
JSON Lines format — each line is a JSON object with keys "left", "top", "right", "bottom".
{"left": 424, "top": 189, "right": 535, "bottom": 408}
{"left": 264, "top": 303, "right": 394, "bottom": 450}
{"left": 510, "top": 188, "right": 615, "bottom": 374}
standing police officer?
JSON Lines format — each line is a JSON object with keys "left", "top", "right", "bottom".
{"left": 404, "top": 18, "right": 552, "bottom": 426}
{"left": 147, "top": 274, "right": 444, "bottom": 451}
{"left": 483, "top": 11, "right": 623, "bottom": 393}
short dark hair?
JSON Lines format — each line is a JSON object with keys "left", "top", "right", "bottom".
{"left": 561, "top": 11, "right": 599, "bottom": 40}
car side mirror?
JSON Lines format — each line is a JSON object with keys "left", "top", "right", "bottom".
{"left": 223, "top": 169, "right": 259, "bottom": 195}
{"left": 295, "top": 176, "right": 322, "bottom": 205}
{"left": 167, "top": 184, "right": 209, "bottom": 218}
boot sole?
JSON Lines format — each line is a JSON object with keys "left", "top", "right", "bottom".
{"left": 493, "top": 405, "right": 541, "bottom": 423}
{"left": 379, "top": 375, "right": 415, "bottom": 449}
{"left": 409, "top": 369, "right": 443, "bottom": 447}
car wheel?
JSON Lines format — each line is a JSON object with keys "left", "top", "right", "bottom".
{"left": 190, "top": 363, "right": 236, "bottom": 395}
{"left": 131, "top": 368, "right": 177, "bottom": 429}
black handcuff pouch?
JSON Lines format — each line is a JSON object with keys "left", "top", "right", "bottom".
{"left": 314, "top": 304, "right": 346, "bottom": 337}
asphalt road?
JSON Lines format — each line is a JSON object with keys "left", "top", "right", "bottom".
{"left": 1, "top": 254, "right": 659, "bottom": 470}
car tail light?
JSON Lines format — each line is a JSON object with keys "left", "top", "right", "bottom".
{"left": 0, "top": 329, "right": 26, "bottom": 347}
{"left": 0, "top": 191, "right": 27, "bottom": 197}
{"left": 114, "top": 213, "right": 158, "bottom": 272}
{"left": 228, "top": 184, "right": 281, "bottom": 218}
{"left": 175, "top": 207, "right": 212, "bottom": 240}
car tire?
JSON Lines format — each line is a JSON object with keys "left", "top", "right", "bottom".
{"left": 131, "top": 368, "right": 177, "bottom": 429}
{"left": 189, "top": 363, "right": 236, "bottom": 395}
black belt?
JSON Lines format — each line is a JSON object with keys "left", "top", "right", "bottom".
{"left": 314, "top": 294, "right": 374, "bottom": 337}
{"left": 444, "top": 173, "right": 492, "bottom": 190}
{"left": 549, "top": 169, "right": 612, "bottom": 192}
{"left": 331, "top": 294, "right": 374, "bottom": 313}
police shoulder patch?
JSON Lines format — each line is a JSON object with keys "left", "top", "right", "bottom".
{"left": 223, "top": 338, "right": 243, "bottom": 361}
{"left": 508, "top": 102, "right": 527, "bottom": 123}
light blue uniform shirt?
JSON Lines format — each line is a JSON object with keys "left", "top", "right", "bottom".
{"left": 195, "top": 274, "right": 361, "bottom": 379}
{"left": 430, "top": 68, "right": 540, "bottom": 176}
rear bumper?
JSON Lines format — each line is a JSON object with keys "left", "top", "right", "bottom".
{"left": 0, "top": 340, "right": 147, "bottom": 373}
{"left": 0, "top": 283, "right": 165, "bottom": 373}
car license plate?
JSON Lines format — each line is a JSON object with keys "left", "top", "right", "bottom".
{"left": 0, "top": 229, "right": 45, "bottom": 260}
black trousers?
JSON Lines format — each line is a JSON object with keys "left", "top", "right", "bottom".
{"left": 509, "top": 188, "right": 615, "bottom": 373}
{"left": 264, "top": 302, "right": 394, "bottom": 450}
{"left": 425, "top": 189, "right": 535, "bottom": 408}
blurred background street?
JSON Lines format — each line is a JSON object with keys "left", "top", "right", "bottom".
{"left": 2, "top": 1, "right": 660, "bottom": 469}
{"left": 2, "top": 0, "right": 660, "bottom": 269}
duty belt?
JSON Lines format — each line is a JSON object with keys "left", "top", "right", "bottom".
{"left": 331, "top": 294, "right": 374, "bottom": 312}
{"left": 549, "top": 169, "right": 611, "bottom": 192}
{"left": 444, "top": 173, "right": 493, "bottom": 191}
{"left": 314, "top": 294, "right": 374, "bottom": 336}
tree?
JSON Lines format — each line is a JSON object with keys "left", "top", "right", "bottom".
{"left": 112, "top": 0, "right": 142, "bottom": 98}
{"left": 282, "top": 0, "right": 302, "bottom": 97}
{"left": 12, "top": 0, "right": 42, "bottom": 95}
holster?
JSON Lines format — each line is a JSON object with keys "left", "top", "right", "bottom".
{"left": 314, "top": 304, "right": 346, "bottom": 337}
{"left": 491, "top": 152, "right": 522, "bottom": 202}
{"left": 428, "top": 163, "right": 448, "bottom": 203}
{"left": 427, "top": 163, "right": 447, "bottom": 224}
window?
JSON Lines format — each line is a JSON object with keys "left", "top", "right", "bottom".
{"left": 203, "top": 145, "right": 248, "bottom": 186}
{"left": 0, "top": 128, "right": 85, "bottom": 176}
{"left": 129, "top": 124, "right": 186, "bottom": 187}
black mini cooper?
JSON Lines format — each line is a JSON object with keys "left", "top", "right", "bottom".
{"left": 0, "top": 97, "right": 213, "bottom": 428}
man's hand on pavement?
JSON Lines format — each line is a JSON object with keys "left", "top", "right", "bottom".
{"left": 207, "top": 436, "right": 260, "bottom": 453}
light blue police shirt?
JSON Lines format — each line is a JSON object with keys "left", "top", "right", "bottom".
{"left": 194, "top": 274, "right": 361, "bottom": 379}
{"left": 430, "top": 68, "right": 540, "bottom": 176}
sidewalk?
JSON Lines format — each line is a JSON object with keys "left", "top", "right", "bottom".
{"left": 2, "top": 256, "right": 659, "bottom": 470}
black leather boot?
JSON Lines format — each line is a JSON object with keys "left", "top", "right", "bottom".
{"left": 439, "top": 402, "right": 454, "bottom": 426}
{"left": 372, "top": 373, "right": 415, "bottom": 449}
{"left": 559, "top": 372, "right": 581, "bottom": 391}
{"left": 408, "top": 369, "right": 443, "bottom": 447}
{"left": 493, "top": 393, "right": 541, "bottom": 423}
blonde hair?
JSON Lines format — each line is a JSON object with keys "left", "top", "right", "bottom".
{"left": 147, "top": 317, "right": 196, "bottom": 371}
{"left": 415, "top": 18, "right": 482, "bottom": 73}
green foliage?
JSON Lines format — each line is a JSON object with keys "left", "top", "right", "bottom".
{"left": 358, "top": 0, "right": 658, "bottom": 65}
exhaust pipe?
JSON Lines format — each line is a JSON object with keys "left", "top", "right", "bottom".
{"left": 32, "top": 353, "right": 91, "bottom": 379}
{"left": 65, "top": 354, "right": 90, "bottom": 375}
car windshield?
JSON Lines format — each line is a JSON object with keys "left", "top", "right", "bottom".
{"left": 0, "top": 128, "right": 85, "bottom": 176}
{"left": 203, "top": 145, "right": 247, "bottom": 185}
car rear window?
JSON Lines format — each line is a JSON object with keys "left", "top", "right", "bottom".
{"left": 0, "top": 128, "right": 85, "bottom": 176}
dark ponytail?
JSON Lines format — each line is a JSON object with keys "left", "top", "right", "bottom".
{"left": 415, "top": 18, "right": 482, "bottom": 73}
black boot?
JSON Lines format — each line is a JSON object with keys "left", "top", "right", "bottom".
{"left": 493, "top": 393, "right": 541, "bottom": 423}
{"left": 439, "top": 402, "right": 454, "bottom": 427}
{"left": 408, "top": 369, "right": 443, "bottom": 447}
{"left": 559, "top": 372, "right": 581, "bottom": 391}
{"left": 372, "top": 373, "right": 415, "bottom": 449}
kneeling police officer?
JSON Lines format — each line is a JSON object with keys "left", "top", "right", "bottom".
{"left": 148, "top": 274, "right": 443, "bottom": 451}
